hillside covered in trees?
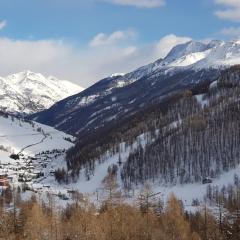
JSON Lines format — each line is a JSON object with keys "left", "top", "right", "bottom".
{"left": 65, "top": 66, "right": 240, "bottom": 189}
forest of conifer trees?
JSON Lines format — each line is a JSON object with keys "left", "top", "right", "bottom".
{"left": 65, "top": 66, "right": 240, "bottom": 189}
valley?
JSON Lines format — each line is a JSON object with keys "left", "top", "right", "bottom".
{"left": 3, "top": 1, "right": 240, "bottom": 238}
{"left": 0, "top": 112, "right": 75, "bottom": 201}
{"left": 2, "top": 41, "right": 240, "bottom": 209}
{"left": 1, "top": 40, "right": 240, "bottom": 239}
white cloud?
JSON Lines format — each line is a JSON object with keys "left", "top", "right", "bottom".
{"left": 214, "top": 0, "right": 240, "bottom": 21}
{"left": 0, "top": 34, "right": 190, "bottom": 88}
{"left": 215, "top": 0, "right": 240, "bottom": 7}
{"left": 220, "top": 27, "right": 240, "bottom": 37}
{"left": 89, "top": 30, "right": 136, "bottom": 47}
{"left": 155, "top": 34, "right": 191, "bottom": 58}
{"left": 0, "top": 20, "right": 7, "bottom": 30}
{"left": 102, "top": 0, "right": 165, "bottom": 8}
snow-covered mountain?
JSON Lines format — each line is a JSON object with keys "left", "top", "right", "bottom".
{"left": 123, "top": 39, "right": 240, "bottom": 81}
{"left": 163, "top": 39, "right": 240, "bottom": 70}
{"left": 0, "top": 70, "right": 84, "bottom": 115}
{"left": 29, "top": 64, "right": 240, "bottom": 208}
{"left": 32, "top": 39, "right": 240, "bottom": 137}
{"left": 3, "top": 40, "right": 240, "bottom": 209}
{"left": 56, "top": 64, "right": 240, "bottom": 207}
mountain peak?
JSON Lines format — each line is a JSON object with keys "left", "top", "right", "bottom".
{"left": 0, "top": 71, "right": 84, "bottom": 115}
{"left": 164, "top": 40, "right": 210, "bottom": 63}
{"left": 6, "top": 70, "right": 46, "bottom": 83}
{"left": 149, "top": 39, "right": 240, "bottom": 71}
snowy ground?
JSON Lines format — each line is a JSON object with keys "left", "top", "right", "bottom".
{"left": 0, "top": 116, "right": 74, "bottom": 156}
{"left": 1, "top": 114, "right": 239, "bottom": 212}
{"left": 39, "top": 142, "right": 240, "bottom": 212}
{"left": 39, "top": 129, "right": 240, "bottom": 211}
{"left": 0, "top": 114, "right": 74, "bottom": 197}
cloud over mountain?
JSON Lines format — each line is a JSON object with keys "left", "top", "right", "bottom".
{"left": 0, "top": 34, "right": 190, "bottom": 87}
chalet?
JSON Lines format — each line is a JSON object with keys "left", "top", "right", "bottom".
{"left": 0, "top": 173, "right": 7, "bottom": 178}
{"left": 9, "top": 154, "right": 19, "bottom": 160}
{"left": 18, "top": 174, "right": 33, "bottom": 182}
{"left": 33, "top": 171, "right": 44, "bottom": 178}
{"left": 0, "top": 174, "right": 9, "bottom": 190}
{"left": 7, "top": 176, "right": 14, "bottom": 182}
{"left": 32, "top": 184, "right": 43, "bottom": 191}
{"left": 202, "top": 178, "right": 212, "bottom": 184}
{"left": 58, "top": 192, "right": 70, "bottom": 200}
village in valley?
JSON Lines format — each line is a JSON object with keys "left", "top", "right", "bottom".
{"left": 0, "top": 112, "right": 80, "bottom": 203}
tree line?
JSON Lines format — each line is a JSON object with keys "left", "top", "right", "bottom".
{"left": 1, "top": 186, "right": 240, "bottom": 240}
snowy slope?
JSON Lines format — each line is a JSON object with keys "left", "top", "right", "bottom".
{"left": 40, "top": 127, "right": 240, "bottom": 210}
{"left": 122, "top": 39, "right": 240, "bottom": 82}
{"left": 20, "top": 39, "right": 240, "bottom": 208}
{"left": 32, "top": 39, "right": 240, "bottom": 138}
{"left": 0, "top": 115, "right": 74, "bottom": 156}
{"left": 0, "top": 70, "right": 84, "bottom": 115}
{"left": 1, "top": 115, "right": 237, "bottom": 210}
{"left": 0, "top": 113, "right": 75, "bottom": 192}
{"left": 164, "top": 39, "right": 240, "bottom": 70}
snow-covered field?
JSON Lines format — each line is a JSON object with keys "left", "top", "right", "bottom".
{"left": 0, "top": 114, "right": 74, "bottom": 196}
{"left": 0, "top": 116, "right": 74, "bottom": 156}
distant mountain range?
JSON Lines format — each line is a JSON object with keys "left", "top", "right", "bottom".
{"left": 31, "top": 39, "right": 240, "bottom": 137}
{"left": 0, "top": 70, "right": 84, "bottom": 115}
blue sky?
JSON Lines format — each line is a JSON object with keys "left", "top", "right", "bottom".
{"left": 0, "top": 0, "right": 239, "bottom": 86}
{"left": 0, "top": 0, "right": 235, "bottom": 42}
